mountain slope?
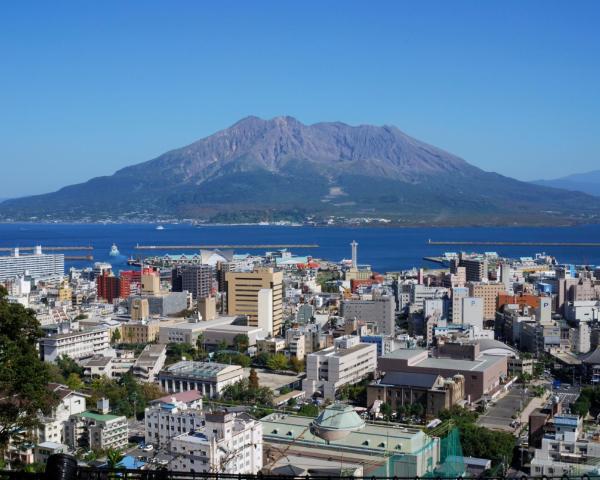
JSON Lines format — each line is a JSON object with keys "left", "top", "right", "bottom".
{"left": 2, "top": 116, "right": 600, "bottom": 225}
{"left": 532, "top": 170, "right": 600, "bottom": 197}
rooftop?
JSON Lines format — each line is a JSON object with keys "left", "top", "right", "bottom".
{"left": 262, "top": 412, "right": 430, "bottom": 455}
{"left": 162, "top": 361, "right": 242, "bottom": 379}
{"left": 79, "top": 411, "right": 122, "bottom": 422}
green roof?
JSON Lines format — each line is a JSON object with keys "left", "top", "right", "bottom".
{"left": 314, "top": 404, "right": 364, "bottom": 431}
{"left": 79, "top": 411, "right": 121, "bottom": 422}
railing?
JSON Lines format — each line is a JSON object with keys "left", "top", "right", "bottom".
{"left": 3, "top": 472, "right": 600, "bottom": 480}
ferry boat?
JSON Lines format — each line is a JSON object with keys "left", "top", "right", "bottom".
{"left": 156, "top": 225, "right": 165, "bottom": 230}
{"left": 109, "top": 243, "right": 120, "bottom": 257}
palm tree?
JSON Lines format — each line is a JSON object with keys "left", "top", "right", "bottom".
{"left": 106, "top": 448, "right": 124, "bottom": 470}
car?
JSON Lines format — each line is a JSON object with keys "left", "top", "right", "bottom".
{"left": 143, "top": 445, "right": 154, "bottom": 452}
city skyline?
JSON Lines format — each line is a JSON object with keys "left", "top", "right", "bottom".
{"left": 1, "top": 1, "right": 600, "bottom": 197}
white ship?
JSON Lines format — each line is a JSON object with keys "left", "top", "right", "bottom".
{"left": 109, "top": 243, "right": 120, "bottom": 257}
{"left": 156, "top": 225, "right": 165, "bottom": 230}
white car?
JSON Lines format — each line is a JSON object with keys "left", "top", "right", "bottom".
{"left": 143, "top": 444, "right": 154, "bottom": 452}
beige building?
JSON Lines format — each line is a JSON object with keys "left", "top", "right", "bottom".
{"left": 199, "top": 296, "right": 216, "bottom": 320}
{"left": 468, "top": 282, "right": 506, "bottom": 320}
{"left": 121, "top": 320, "right": 161, "bottom": 344}
{"left": 367, "top": 372, "right": 465, "bottom": 419}
{"left": 302, "top": 336, "right": 377, "bottom": 400}
{"left": 226, "top": 268, "right": 283, "bottom": 335}
{"left": 130, "top": 298, "right": 150, "bottom": 321}
{"left": 142, "top": 271, "right": 160, "bottom": 295}
{"left": 257, "top": 336, "right": 286, "bottom": 355}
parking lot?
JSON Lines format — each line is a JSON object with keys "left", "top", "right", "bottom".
{"left": 477, "top": 385, "right": 533, "bottom": 431}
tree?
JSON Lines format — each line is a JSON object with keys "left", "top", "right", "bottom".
{"left": 111, "top": 328, "right": 121, "bottom": 344}
{"left": 380, "top": 402, "right": 393, "bottom": 420}
{"left": 289, "top": 356, "right": 305, "bottom": 373}
{"left": 106, "top": 448, "right": 124, "bottom": 469}
{"left": 217, "top": 339, "right": 228, "bottom": 351}
{"left": 266, "top": 353, "right": 289, "bottom": 372}
{"left": 195, "top": 332, "right": 207, "bottom": 360}
{"left": 298, "top": 404, "right": 319, "bottom": 417}
{"left": 248, "top": 368, "right": 260, "bottom": 390}
{"left": 233, "top": 334, "right": 249, "bottom": 352}
{"left": 56, "top": 354, "right": 84, "bottom": 378}
{"left": 0, "top": 286, "right": 57, "bottom": 449}
{"left": 66, "top": 372, "right": 84, "bottom": 391}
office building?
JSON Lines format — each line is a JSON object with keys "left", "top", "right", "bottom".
{"left": 460, "top": 255, "right": 488, "bottom": 282}
{"left": 302, "top": 336, "right": 377, "bottom": 400}
{"left": 468, "top": 282, "right": 506, "bottom": 321}
{"left": 172, "top": 264, "right": 213, "bottom": 300}
{"left": 0, "top": 247, "right": 64, "bottom": 281}
{"left": 341, "top": 295, "right": 395, "bottom": 336}
{"left": 226, "top": 268, "right": 283, "bottom": 335}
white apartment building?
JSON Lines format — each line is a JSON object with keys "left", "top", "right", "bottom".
{"left": 531, "top": 415, "right": 600, "bottom": 476}
{"left": 302, "top": 336, "right": 377, "bottom": 400}
{"left": 0, "top": 247, "right": 64, "bottom": 281}
{"left": 169, "top": 411, "right": 262, "bottom": 474}
{"left": 285, "top": 329, "right": 306, "bottom": 360}
{"left": 65, "top": 410, "right": 128, "bottom": 451}
{"left": 37, "top": 384, "right": 87, "bottom": 444}
{"left": 40, "top": 327, "right": 110, "bottom": 362}
{"left": 144, "top": 390, "right": 204, "bottom": 447}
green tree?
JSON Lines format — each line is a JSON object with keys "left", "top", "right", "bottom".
{"left": 66, "top": 372, "right": 84, "bottom": 391}
{"left": 248, "top": 368, "right": 260, "bottom": 390}
{"left": 217, "top": 339, "right": 228, "bottom": 351}
{"left": 380, "top": 402, "right": 393, "bottom": 420}
{"left": 56, "top": 354, "right": 84, "bottom": 378}
{"left": 298, "top": 403, "right": 319, "bottom": 417}
{"left": 106, "top": 448, "right": 124, "bottom": 469}
{"left": 289, "top": 356, "right": 305, "bottom": 373}
{"left": 233, "top": 334, "right": 249, "bottom": 352}
{"left": 0, "top": 286, "right": 57, "bottom": 448}
{"left": 195, "top": 332, "right": 207, "bottom": 360}
{"left": 111, "top": 328, "right": 121, "bottom": 344}
{"left": 266, "top": 353, "right": 289, "bottom": 372}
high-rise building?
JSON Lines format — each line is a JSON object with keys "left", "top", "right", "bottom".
{"left": 0, "top": 247, "right": 64, "bottom": 281}
{"left": 225, "top": 268, "right": 283, "bottom": 335}
{"left": 341, "top": 295, "right": 395, "bottom": 335}
{"left": 179, "top": 264, "right": 213, "bottom": 300}
{"left": 141, "top": 270, "right": 160, "bottom": 295}
{"left": 460, "top": 255, "right": 488, "bottom": 282}
{"left": 96, "top": 271, "right": 120, "bottom": 303}
{"left": 468, "top": 282, "right": 506, "bottom": 321}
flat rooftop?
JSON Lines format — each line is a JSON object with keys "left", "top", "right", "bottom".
{"left": 162, "top": 316, "right": 239, "bottom": 331}
{"left": 163, "top": 361, "right": 242, "bottom": 379}
{"left": 262, "top": 413, "right": 430, "bottom": 454}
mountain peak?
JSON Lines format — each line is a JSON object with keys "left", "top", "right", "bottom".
{"left": 3, "top": 116, "right": 600, "bottom": 225}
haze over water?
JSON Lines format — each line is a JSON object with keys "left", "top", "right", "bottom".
{"left": 2, "top": 223, "right": 600, "bottom": 272}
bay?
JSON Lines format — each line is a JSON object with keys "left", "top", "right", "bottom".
{"left": 1, "top": 223, "right": 600, "bottom": 272}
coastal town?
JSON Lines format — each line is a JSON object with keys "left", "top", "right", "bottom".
{"left": 2, "top": 239, "right": 600, "bottom": 477}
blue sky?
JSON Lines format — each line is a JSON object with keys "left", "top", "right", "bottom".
{"left": 1, "top": 0, "right": 599, "bottom": 197}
